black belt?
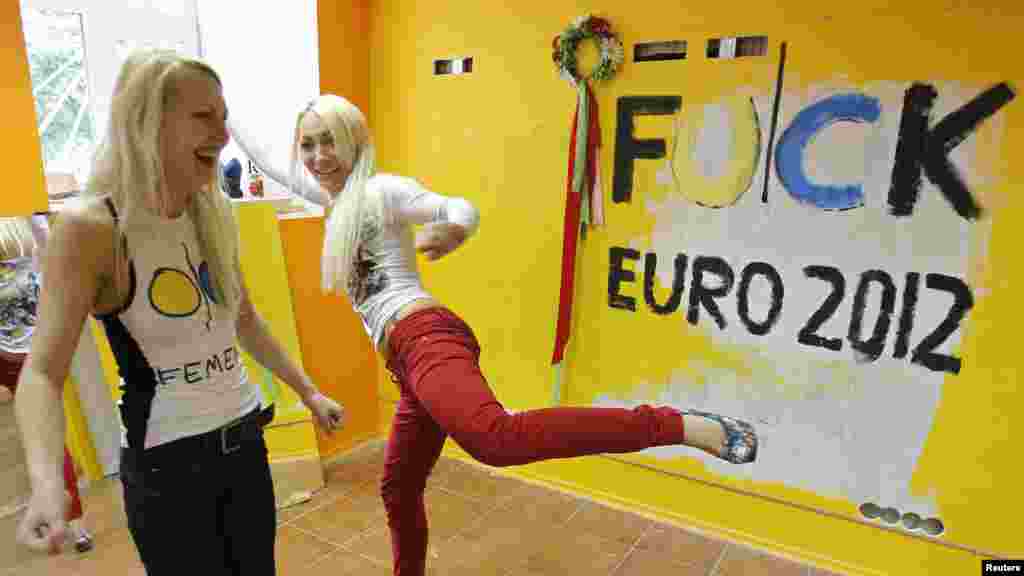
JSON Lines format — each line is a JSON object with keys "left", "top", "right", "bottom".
{"left": 121, "top": 405, "right": 273, "bottom": 485}
{"left": 256, "top": 403, "right": 275, "bottom": 427}
{"left": 160, "top": 405, "right": 271, "bottom": 458}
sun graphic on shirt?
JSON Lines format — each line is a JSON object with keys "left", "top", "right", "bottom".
{"left": 148, "top": 244, "right": 218, "bottom": 330}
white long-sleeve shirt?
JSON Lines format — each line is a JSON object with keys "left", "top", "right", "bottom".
{"left": 351, "top": 174, "right": 479, "bottom": 346}
{"left": 231, "top": 123, "right": 480, "bottom": 348}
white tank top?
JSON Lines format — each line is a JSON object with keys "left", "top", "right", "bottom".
{"left": 96, "top": 201, "right": 257, "bottom": 449}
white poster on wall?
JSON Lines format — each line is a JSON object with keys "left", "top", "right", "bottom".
{"left": 596, "top": 79, "right": 1014, "bottom": 521}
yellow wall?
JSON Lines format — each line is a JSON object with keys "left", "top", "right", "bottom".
{"left": 1, "top": 0, "right": 47, "bottom": 216}
{"left": 234, "top": 203, "right": 321, "bottom": 462}
{"left": 278, "top": 216, "right": 381, "bottom": 459}
{"left": 318, "top": 0, "right": 371, "bottom": 117}
{"left": 362, "top": 2, "right": 1024, "bottom": 574}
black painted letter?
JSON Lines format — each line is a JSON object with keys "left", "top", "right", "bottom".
{"left": 737, "top": 262, "right": 784, "bottom": 336}
{"left": 888, "top": 82, "right": 1016, "bottom": 220}
{"left": 893, "top": 272, "right": 921, "bottom": 359}
{"left": 613, "top": 96, "right": 682, "bottom": 203}
{"left": 797, "top": 265, "right": 846, "bottom": 351}
{"left": 608, "top": 247, "right": 641, "bottom": 311}
{"left": 911, "top": 273, "right": 973, "bottom": 374}
{"left": 848, "top": 270, "right": 897, "bottom": 362}
{"left": 687, "top": 256, "right": 735, "bottom": 329}
{"left": 644, "top": 253, "right": 687, "bottom": 315}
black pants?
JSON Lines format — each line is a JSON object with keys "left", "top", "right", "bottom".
{"left": 121, "top": 422, "right": 276, "bottom": 575}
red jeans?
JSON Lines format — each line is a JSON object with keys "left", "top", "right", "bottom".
{"left": 381, "top": 307, "right": 685, "bottom": 576}
{"left": 0, "top": 352, "right": 84, "bottom": 521}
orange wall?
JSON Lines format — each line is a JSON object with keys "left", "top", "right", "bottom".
{"left": 315, "top": 0, "right": 385, "bottom": 457}
{"left": 1, "top": 1, "right": 47, "bottom": 216}
{"left": 278, "top": 217, "right": 380, "bottom": 459}
{"left": 318, "top": 0, "right": 371, "bottom": 116}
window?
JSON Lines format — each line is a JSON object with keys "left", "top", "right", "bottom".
{"left": 20, "top": 6, "right": 95, "bottom": 195}
{"left": 706, "top": 36, "right": 768, "bottom": 59}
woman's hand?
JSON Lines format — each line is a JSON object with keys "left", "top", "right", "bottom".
{"left": 302, "top": 391, "right": 345, "bottom": 434}
{"left": 415, "top": 222, "right": 467, "bottom": 261}
{"left": 17, "top": 482, "right": 69, "bottom": 555}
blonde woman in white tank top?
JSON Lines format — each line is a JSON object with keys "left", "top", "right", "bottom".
{"left": 14, "top": 51, "right": 343, "bottom": 575}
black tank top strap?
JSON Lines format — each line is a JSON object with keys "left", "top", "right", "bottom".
{"left": 102, "top": 196, "right": 119, "bottom": 223}
{"left": 94, "top": 196, "right": 136, "bottom": 320}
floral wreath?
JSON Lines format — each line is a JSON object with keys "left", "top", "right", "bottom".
{"left": 549, "top": 15, "right": 619, "bottom": 383}
{"left": 551, "top": 15, "right": 624, "bottom": 85}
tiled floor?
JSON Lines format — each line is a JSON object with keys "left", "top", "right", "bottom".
{"left": 2, "top": 444, "right": 842, "bottom": 575}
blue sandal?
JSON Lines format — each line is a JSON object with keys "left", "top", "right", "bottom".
{"left": 683, "top": 410, "right": 758, "bottom": 464}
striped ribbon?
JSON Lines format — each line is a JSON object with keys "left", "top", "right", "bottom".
{"left": 551, "top": 81, "right": 602, "bottom": 403}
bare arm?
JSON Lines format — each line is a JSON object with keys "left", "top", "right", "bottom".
{"left": 28, "top": 214, "right": 49, "bottom": 272}
{"left": 15, "top": 207, "right": 108, "bottom": 551}
{"left": 227, "top": 116, "right": 329, "bottom": 206}
{"left": 234, "top": 269, "right": 344, "bottom": 432}
{"left": 234, "top": 265, "right": 316, "bottom": 401}
{"left": 27, "top": 214, "right": 49, "bottom": 246}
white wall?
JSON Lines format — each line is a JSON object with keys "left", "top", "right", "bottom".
{"left": 195, "top": 0, "right": 320, "bottom": 197}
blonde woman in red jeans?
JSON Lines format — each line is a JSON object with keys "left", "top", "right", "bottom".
{"left": 0, "top": 216, "right": 92, "bottom": 553}
{"left": 231, "top": 94, "right": 759, "bottom": 576}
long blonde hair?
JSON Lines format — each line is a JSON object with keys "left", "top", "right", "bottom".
{"left": 289, "top": 95, "right": 381, "bottom": 295}
{"left": 85, "top": 49, "right": 240, "bottom": 313}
